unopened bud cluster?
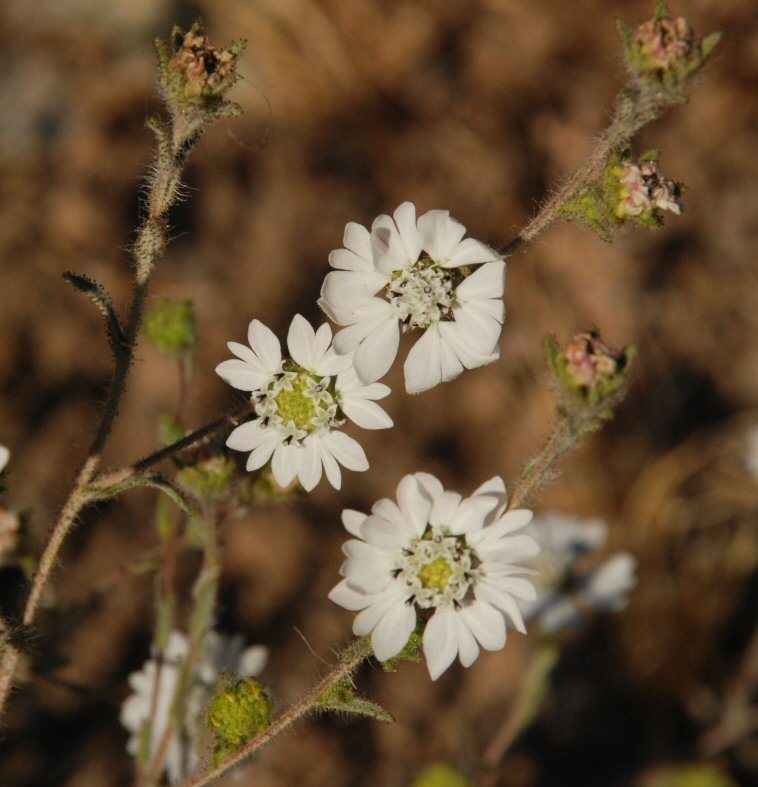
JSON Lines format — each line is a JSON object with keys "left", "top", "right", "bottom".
{"left": 547, "top": 330, "right": 634, "bottom": 408}
{"left": 618, "top": 4, "right": 721, "bottom": 88}
{"left": 610, "top": 152, "right": 683, "bottom": 228}
{"left": 155, "top": 23, "right": 245, "bottom": 140}
{"left": 206, "top": 675, "right": 272, "bottom": 765}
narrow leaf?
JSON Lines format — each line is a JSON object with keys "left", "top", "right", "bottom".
{"left": 63, "top": 272, "right": 124, "bottom": 356}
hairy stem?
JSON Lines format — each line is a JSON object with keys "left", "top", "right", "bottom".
{"left": 185, "top": 637, "right": 373, "bottom": 787}
{"left": 0, "top": 121, "right": 199, "bottom": 723}
{"left": 504, "top": 82, "right": 681, "bottom": 252}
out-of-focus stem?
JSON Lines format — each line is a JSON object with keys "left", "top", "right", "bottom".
{"left": 185, "top": 637, "right": 374, "bottom": 787}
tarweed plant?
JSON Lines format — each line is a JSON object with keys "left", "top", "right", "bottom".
{"left": 0, "top": 5, "right": 724, "bottom": 785}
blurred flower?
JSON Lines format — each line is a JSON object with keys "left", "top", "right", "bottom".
{"left": 319, "top": 202, "right": 504, "bottom": 394}
{"left": 329, "top": 473, "right": 538, "bottom": 680}
{"left": 521, "top": 513, "right": 637, "bottom": 632}
{"left": 120, "top": 630, "right": 267, "bottom": 784}
{"left": 0, "top": 446, "right": 8, "bottom": 474}
{"left": 217, "top": 315, "right": 392, "bottom": 491}
{"left": 632, "top": 15, "right": 695, "bottom": 73}
{"left": 744, "top": 425, "right": 758, "bottom": 479}
{"left": 0, "top": 509, "right": 20, "bottom": 561}
{"left": 565, "top": 331, "right": 621, "bottom": 388}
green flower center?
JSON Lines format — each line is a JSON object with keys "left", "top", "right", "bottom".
{"left": 274, "top": 374, "right": 318, "bottom": 431}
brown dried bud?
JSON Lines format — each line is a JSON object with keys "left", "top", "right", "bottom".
{"left": 633, "top": 16, "right": 695, "bottom": 72}
{"left": 565, "top": 332, "right": 620, "bottom": 388}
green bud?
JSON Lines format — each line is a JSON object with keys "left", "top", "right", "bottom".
{"left": 144, "top": 298, "right": 197, "bottom": 359}
{"left": 412, "top": 763, "right": 471, "bottom": 787}
{"left": 207, "top": 675, "right": 272, "bottom": 764}
{"left": 178, "top": 457, "right": 236, "bottom": 499}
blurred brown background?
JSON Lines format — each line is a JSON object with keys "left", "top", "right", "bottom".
{"left": 0, "top": 0, "right": 756, "bottom": 785}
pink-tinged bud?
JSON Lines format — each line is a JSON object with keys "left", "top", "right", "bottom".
{"left": 615, "top": 158, "right": 683, "bottom": 224}
{"left": 546, "top": 330, "right": 635, "bottom": 408}
{"left": 618, "top": 6, "right": 721, "bottom": 88}
{"left": 170, "top": 28, "right": 238, "bottom": 100}
{"left": 565, "top": 332, "right": 620, "bottom": 388}
{"left": 633, "top": 16, "right": 694, "bottom": 72}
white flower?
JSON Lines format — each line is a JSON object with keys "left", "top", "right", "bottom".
{"left": 319, "top": 202, "right": 505, "bottom": 394}
{"left": 329, "top": 473, "right": 538, "bottom": 680}
{"left": 0, "top": 446, "right": 9, "bottom": 474}
{"left": 521, "top": 513, "right": 637, "bottom": 632}
{"left": 217, "top": 314, "right": 392, "bottom": 491}
{"left": 120, "top": 631, "right": 267, "bottom": 784}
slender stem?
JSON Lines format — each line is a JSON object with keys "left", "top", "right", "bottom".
{"left": 92, "top": 400, "right": 254, "bottom": 494}
{"left": 0, "top": 118, "right": 200, "bottom": 723}
{"left": 186, "top": 638, "right": 373, "bottom": 787}
{"left": 504, "top": 82, "right": 679, "bottom": 251}
{"left": 508, "top": 419, "right": 573, "bottom": 512}
{"left": 140, "top": 502, "right": 221, "bottom": 786}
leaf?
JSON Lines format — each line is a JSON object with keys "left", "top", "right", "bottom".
{"left": 316, "top": 681, "right": 394, "bottom": 723}
{"left": 63, "top": 272, "right": 124, "bottom": 357}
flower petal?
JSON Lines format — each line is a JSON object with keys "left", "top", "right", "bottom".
{"left": 455, "top": 260, "right": 505, "bottom": 301}
{"left": 353, "top": 317, "right": 400, "bottom": 383}
{"left": 371, "top": 600, "right": 417, "bottom": 662}
{"left": 459, "top": 600, "right": 507, "bottom": 652}
{"left": 340, "top": 395, "right": 393, "bottom": 430}
{"left": 329, "top": 578, "right": 374, "bottom": 611}
{"left": 247, "top": 320, "right": 282, "bottom": 371}
{"left": 341, "top": 509, "right": 367, "bottom": 538}
{"left": 423, "top": 608, "right": 459, "bottom": 680}
{"left": 271, "top": 443, "right": 300, "bottom": 487}
{"left": 297, "top": 439, "right": 323, "bottom": 491}
{"left": 404, "top": 325, "right": 463, "bottom": 395}
{"left": 322, "top": 431, "right": 369, "bottom": 472}
{"left": 215, "top": 359, "right": 269, "bottom": 391}
{"left": 287, "top": 314, "right": 317, "bottom": 370}
{"left": 396, "top": 474, "right": 432, "bottom": 537}
{"left": 417, "top": 209, "right": 467, "bottom": 262}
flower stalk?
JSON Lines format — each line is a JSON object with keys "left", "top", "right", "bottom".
{"left": 185, "top": 637, "right": 374, "bottom": 786}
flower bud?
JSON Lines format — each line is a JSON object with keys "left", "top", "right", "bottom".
{"left": 207, "top": 675, "right": 272, "bottom": 764}
{"left": 547, "top": 330, "right": 635, "bottom": 408}
{"left": 610, "top": 152, "right": 683, "bottom": 227}
{"left": 143, "top": 297, "right": 197, "bottom": 359}
{"left": 619, "top": 4, "right": 721, "bottom": 87}
{"left": 155, "top": 22, "right": 245, "bottom": 142}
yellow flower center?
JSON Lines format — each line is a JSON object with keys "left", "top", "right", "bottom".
{"left": 418, "top": 557, "right": 454, "bottom": 593}
{"left": 274, "top": 374, "right": 318, "bottom": 431}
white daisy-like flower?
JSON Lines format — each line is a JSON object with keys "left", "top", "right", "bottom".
{"left": 0, "top": 446, "right": 9, "bottom": 474}
{"left": 329, "top": 473, "right": 539, "bottom": 680}
{"left": 521, "top": 513, "right": 638, "bottom": 632}
{"left": 318, "top": 202, "right": 505, "bottom": 394}
{"left": 120, "top": 630, "right": 267, "bottom": 784}
{"left": 216, "top": 314, "right": 392, "bottom": 491}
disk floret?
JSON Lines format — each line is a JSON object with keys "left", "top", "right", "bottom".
{"left": 387, "top": 256, "right": 458, "bottom": 331}
{"left": 396, "top": 528, "right": 477, "bottom": 608}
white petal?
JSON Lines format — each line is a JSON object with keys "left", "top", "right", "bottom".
{"left": 247, "top": 320, "right": 282, "bottom": 371}
{"left": 244, "top": 437, "right": 279, "bottom": 472}
{"left": 297, "top": 440, "right": 323, "bottom": 491}
{"left": 396, "top": 474, "right": 432, "bottom": 537}
{"left": 437, "top": 321, "right": 499, "bottom": 371}
{"left": 226, "top": 420, "right": 270, "bottom": 451}
{"left": 371, "top": 600, "right": 417, "bottom": 662}
{"left": 215, "top": 359, "right": 269, "bottom": 391}
{"left": 404, "top": 326, "right": 463, "bottom": 395}
{"left": 314, "top": 435, "right": 342, "bottom": 489}
{"left": 456, "top": 260, "right": 505, "bottom": 301}
{"left": 467, "top": 509, "right": 534, "bottom": 549}
{"left": 459, "top": 600, "right": 507, "bottom": 651}
{"left": 341, "top": 509, "right": 367, "bottom": 538}
{"left": 475, "top": 578, "right": 528, "bottom": 633}
{"left": 353, "top": 317, "right": 400, "bottom": 383}
{"left": 541, "top": 597, "right": 582, "bottom": 633}
{"left": 430, "top": 490, "right": 462, "bottom": 529}
{"left": 361, "top": 514, "right": 413, "bottom": 550}
{"left": 353, "top": 587, "right": 403, "bottom": 636}
{"left": 448, "top": 494, "right": 496, "bottom": 535}
{"left": 322, "top": 431, "right": 369, "bottom": 472}
{"left": 240, "top": 645, "right": 268, "bottom": 676}
{"left": 423, "top": 608, "right": 459, "bottom": 680}
{"left": 393, "top": 201, "right": 424, "bottom": 262}
{"left": 287, "top": 314, "right": 317, "bottom": 370}
{"left": 342, "top": 221, "right": 373, "bottom": 261}
{"left": 271, "top": 443, "right": 300, "bottom": 487}
{"left": 446, "top": 238, "right": 500, "bottom": 268}
{"left": 413, "top": 472, "right": 444, "bottom": 501}
{"left": 370, "top": 499, "right": 417, "bottom": 541}
{"left": 451, "top": 611, "right": 480, "bottom": 667}
{"left": 340, "top": 395, "right": 393, "bottom": 430}
{"left": 320, "top": 270, "right": 386, "bottom": 313}
{"left": 581, "top": 553, "right": 637, "bottom": 611}
{"left": 418, "top": 209, "right": 467, "bottom": 262}
{"left": 329, "top": 578, "right": 374, "bottom": 611}
{"left": 472, "top": 476, "right": 508, "bottom": 522}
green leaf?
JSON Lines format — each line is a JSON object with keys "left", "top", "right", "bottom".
{"left": 316, "top": 680, "right": 394, "bottom": 723}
